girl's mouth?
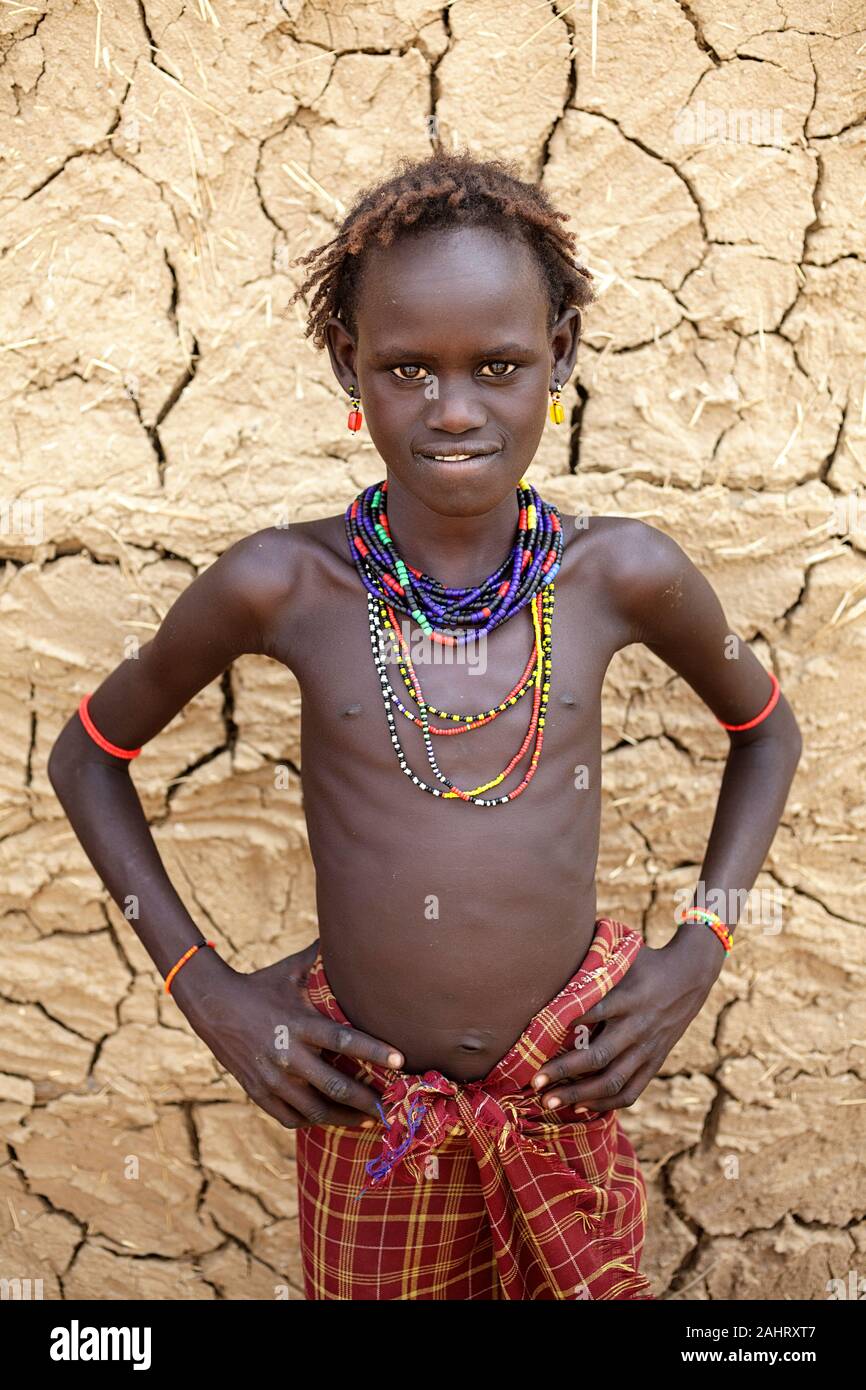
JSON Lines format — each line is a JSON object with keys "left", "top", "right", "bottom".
{"left": 414, "top": 445, "right": 502, "bottom": 465}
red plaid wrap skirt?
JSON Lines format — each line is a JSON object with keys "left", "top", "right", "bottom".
{"left": 296, "top": 916, "right": 655, "bottom": 1300}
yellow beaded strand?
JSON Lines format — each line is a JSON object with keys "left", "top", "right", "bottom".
{"left": 442, "top": 588, "right": 547, "bottom": 798}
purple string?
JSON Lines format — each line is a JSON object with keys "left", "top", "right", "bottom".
{"left": 353, "top": 1097, "right": 429, "bottom": 1201}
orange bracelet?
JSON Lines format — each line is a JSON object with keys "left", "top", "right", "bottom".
{"left": 717, "top": 672, "right": 780, "bottom": 731}
{"left": 164, "top": 941, "right": 217, "bottom": 994}
{"left": 78, "top": 692, "right": 142, "bottom": 759}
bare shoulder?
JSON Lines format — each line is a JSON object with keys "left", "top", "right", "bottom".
{"left": 562, "top": 513, "right": 689, "bottom": 588}
{"left": 211, "top": 525, "right": 298, "bottom": 614}
{"left": 219, "top": 514, "right": 348, "bottom": 601}
{"left": 560, "top": 512, "right": 695, "bottom": 643}
{"left": 209, "top": 515, "right": 351, "bottom": 659}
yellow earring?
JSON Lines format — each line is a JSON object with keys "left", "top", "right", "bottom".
{"left": 549, "top": 379, "right": 564, "bottom": 425}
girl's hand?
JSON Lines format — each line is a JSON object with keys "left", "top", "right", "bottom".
{"left": 530, "top": 936, "right": 723, "bottom": 1113}
{"left": 170, "top": 939, "right": 404, "bottom": 1130}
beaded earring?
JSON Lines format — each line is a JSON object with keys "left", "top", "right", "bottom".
{"left": 549, "top": 379, "right": 564, "bottom": 425}
{"left": 347, "top": 385, "right": 363, "bottom": 432}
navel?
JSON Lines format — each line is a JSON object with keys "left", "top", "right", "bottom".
{"left": 560, "top": 691, "right": 577, "bottom": 706}
{"left": 341, "top": 702, "right": 363, "bottom": 717}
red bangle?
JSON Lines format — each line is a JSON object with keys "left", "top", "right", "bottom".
{"left": 78, "top": 692, "right": 142, "bottom": 759}
{"left": 717, "top": 671, "right": 780, "bottom": 731}
{"left": 164, "top": 941, "right": 217, "bottom": 995}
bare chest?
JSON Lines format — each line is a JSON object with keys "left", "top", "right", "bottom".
{"left": 275, "top": 528, "right": 622, "bottom": 809}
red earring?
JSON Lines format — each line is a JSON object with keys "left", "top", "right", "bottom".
{"left": 347, "top": 385, "right": 363, "bottom": 432}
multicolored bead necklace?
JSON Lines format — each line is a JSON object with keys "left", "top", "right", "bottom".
{"left": 344, "top": 477, "right": 562, "bottom": 807}
{"left": 346, "top": 478, "right": 562, "bottom": 639}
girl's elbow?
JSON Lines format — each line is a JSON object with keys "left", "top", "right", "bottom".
{"left": 786, "top": 714, "right": 803, "bottom": 767}
{"left": 47, "top": 717, "right": 78, "bottom": 789}
{"left": 46, "top": 738, "right": 68, "bottom": 792}
{"left": 777, "top": 693, "right": 803, "bottom": 761}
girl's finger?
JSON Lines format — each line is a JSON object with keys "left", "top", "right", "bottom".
{"left": 538, "top": 1041, "right": 650, "bottom": 1110}
{"left": 245, "top": 1084, "right": 307, "bottom": 1130}
{"left": 575, "top": 1056, "right": 660, "bottom": 1113}
{"left": 580, "top": 977, "right": 639, "bottom": 1025}
{"left": 293, "top": 1007, "right": 404, "bottom": 1070}
{"left": 532, "top": 1016, "right": 644, "bottom": 1090}
{"left": 285, "top": 1046, "right": 387, "bottom": 1118}
{"left": 268, "top": 1075, "right": 370, "bottom": 1128}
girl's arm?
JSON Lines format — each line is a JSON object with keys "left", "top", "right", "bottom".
{"left": 611, "top": 518, "right": 803, "bottom": 973}
{"left": 47, "top": 528, "right": 291, "bottom": 995}
{"left": 527, "top": 520, "right": 803, "bottom": 1113}
{"left": 47, "top": 527, "right": 403, "bottom": 1129}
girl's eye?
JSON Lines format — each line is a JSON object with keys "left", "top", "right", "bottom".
{"left": 389, "top": 361, "right": 518, "bottom": 379}
{"left": 479, "top": 361, "right": 517, "bottom": 377}
{"left": 390, "top": 365, "right": 427, "bottom": 380}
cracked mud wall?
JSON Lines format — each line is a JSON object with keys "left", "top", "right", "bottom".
{"left": 1, "top": 0, "right": 864, "bottom": 1301}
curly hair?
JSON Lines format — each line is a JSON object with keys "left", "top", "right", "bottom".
{"left": 287, "top": 148, "right": 595, "bottom": 350}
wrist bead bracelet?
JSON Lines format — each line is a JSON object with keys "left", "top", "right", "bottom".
{"left": 676, "top": 907, "right": 734, "bottom": 954}
{"left": 164, "top": 941, "right": 217, "bottom": 994}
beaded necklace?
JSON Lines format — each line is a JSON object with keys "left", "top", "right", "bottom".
{"left": 346, "top": 478, "right": 562, "bottom": 638}
{"left": 344, "top": 477, "right": 561, "bottom": 807}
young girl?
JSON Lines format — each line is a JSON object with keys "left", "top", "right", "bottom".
{"left": 48, "top": 149, "right": 802, "bottom": 1301}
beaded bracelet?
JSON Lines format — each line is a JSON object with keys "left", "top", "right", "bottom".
{"left": 164, "top": 941, "right": 217, "bottom": 995}
{"left": 676, "top": 906, "right": 734, "bottom": 954}
{"left": 78, "top": 692, "right": 142, "bottom": 759}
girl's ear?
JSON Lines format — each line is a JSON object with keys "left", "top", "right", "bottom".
{"left": 323, "top": 314, "right": 358, "bottom": 395}
{"left": 551, "top": 305, "right": 582, "bottom": 382}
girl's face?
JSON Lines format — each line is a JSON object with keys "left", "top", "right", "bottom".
{"left": 324, "top": 224, "right": 581, "bottom": 517}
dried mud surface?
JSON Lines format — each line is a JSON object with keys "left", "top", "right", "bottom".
{"left": 1, "top": 1, "right": 864, "bottom": 1301}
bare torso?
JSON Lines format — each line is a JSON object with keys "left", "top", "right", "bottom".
{"left": 263, "top": 511, "right": 631, "bottom": 1081}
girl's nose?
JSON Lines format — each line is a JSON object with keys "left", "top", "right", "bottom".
{"left": 422, "top": 380, "right": 487, "bottom": 432}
